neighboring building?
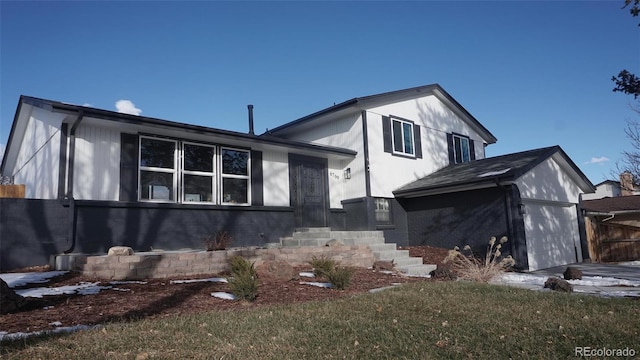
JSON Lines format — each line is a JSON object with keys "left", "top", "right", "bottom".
{"left": 0, "top": 84, "right": 595, "bottom": 271}
{"left": 583, "top": 195, "right": 640, "bottom": 262}
{"left": 582, "top": 180, "right": 622, "bottom": 200}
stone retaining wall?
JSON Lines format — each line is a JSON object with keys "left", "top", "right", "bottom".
{"left": 67, "top": 245, "right": 375, "bottom": 280}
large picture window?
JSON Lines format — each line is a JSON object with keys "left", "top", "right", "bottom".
{"left": 139, "top": 136, "right": 250, "bottom": 205}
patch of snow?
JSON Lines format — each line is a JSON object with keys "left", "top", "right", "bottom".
{"left": 478, "top": 168, "right": 511, "bottom": 177}
{"left": 15, "top": 282, "right": 110, "bottom": 298}
{"left": 619, "top": 260, "right": 640, "bottom": 266}
{"left": 0, "top": 271, "right": 68, "bottom": 288}
{"left": 211, "top": 292, "right": 236, "bottom": 300}
{"left": 300, "top": 281, "right": 333, "bottom": 288}
{"left": 493, "top": 272, "right": 640, "bottom": 298}
{"left": 110, "top": 287, "right": 131, "bottom": 292}
{"left": 49, "top": 321, "right": 62, "bottom": 327}
{"left": 0, "top": 325, "right": 99, "bottom": 342}
{"left": 110, "top": 280, "right": 147, "bottom": 285}
{"left": 299, "top": 272, "right": 315, "bottom": 278}
{"left": 170, "top": 277, "right": 228, "bottom": 284}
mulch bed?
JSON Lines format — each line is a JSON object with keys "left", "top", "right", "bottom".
{"left": 1, "top": 246, "right": 451, "bottom": 335}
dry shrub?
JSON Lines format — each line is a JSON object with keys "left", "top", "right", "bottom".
{"left": 203, "top": 231, "right": 233, "bottom": 251}
{"left": 309, "top": 255, "right": 354, "bottom": 290}
{"left": 444, "top": 236, "right": 515, "bottom": 282}
{"left": 309, "top": 255, "right": 337, "bottom": 278}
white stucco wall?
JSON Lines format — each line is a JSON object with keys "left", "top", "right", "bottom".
{"left": 12, "top": 107, "right": 65, "bottom": 199}
{"left": 514, "top": 156, "right": 583, "bottom": 204}
{"left": 366, "top": 94, "right": 487, "bottom": 197}
{"left": 262, "top": 150, "right": 290, "bottom": 206}
{"left": 581, "top": 182, "right": 621, "bottom": 200}
{"left": 73, "top": 123, "right": 121, "bottom": 200}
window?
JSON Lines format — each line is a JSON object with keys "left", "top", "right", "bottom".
{"left": 139, "top": 136, "right": 250, "bottom": 205}
{"left": 139, "top": 137, "right": 177, "bottom": 201}
{"left": 374, "top": 198, "right": 392, "bottom": 224}
{"left": 221, "top": 148, "right": 250, "bottom": 204}
{"left": 450, "top": 134, "right": 475, "bottom": 164}
{"left": 391, "top": 118, "right": 415, "bottom": 156}
{"left": 182, "top": 142, "right": 215, "bottom": 203}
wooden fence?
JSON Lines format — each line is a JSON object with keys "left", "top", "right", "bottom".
{"left": 585, "top": 217, "right": 640, "bottom": 262}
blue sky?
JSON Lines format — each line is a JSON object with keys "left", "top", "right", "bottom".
{"left": 1, "top": 1, "right": 638, "bottom": 184}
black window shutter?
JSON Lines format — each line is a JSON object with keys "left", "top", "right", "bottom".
{"left": 119, "top": 133, "right": 139, "bottom": 201}
{"left": 446, "top": 133, "right": 455, "bottom": 164}
{"left": 382, "top": 116, "right": 392, "bottom": 153}
{"left": 469, "top": 139, "right": 476, "bottom": 160}
{"left": 251, "top": 150, "right": 263, "bottom": 206}
{"left": 413, "top": 125, "right": 422, "bottom": 159}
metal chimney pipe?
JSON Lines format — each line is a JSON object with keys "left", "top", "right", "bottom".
{"left": 247, "top": 104, "right": 255, "bottom": 135}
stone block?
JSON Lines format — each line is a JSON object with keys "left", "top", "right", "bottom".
{"left": 108, "top": 246, "right": 134, "bottom": 256}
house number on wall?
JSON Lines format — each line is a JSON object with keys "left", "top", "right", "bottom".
{"left": 329, "top": 171, "right": 341, "bottom": 181}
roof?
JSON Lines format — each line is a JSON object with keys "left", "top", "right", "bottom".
{"left": 583, "top": 195, "right": 640, "bottom": 213}
{"left": 264, "top": 83, "right": 498, "bottom": 144}
{"left": 394, "top": 146, "right": 595, "bottom": 198}
{"left": 593, "top": 179, "right": 620, "bottom": 187}
{"left": 1, "top": 96, "right": 357, "bottom": 175}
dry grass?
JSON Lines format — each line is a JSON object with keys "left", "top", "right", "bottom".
{"left": 444, "top": 236, "right": 515, "bottom": 282}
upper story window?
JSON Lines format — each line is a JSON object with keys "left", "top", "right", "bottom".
{"left": 382, "top": 115, "right": 422, "bottom": 159}
{"left": 392, "top": 118, "right": 415, "bottom": 156}
{"left": 447, "top": 133, "right": 475, "bottom": 164}
{"left": 139, "top": 136, "right": 250, "bottom": 205}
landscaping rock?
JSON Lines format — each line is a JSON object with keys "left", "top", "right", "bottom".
{"left": 255, "top": 260, "right": 297, "bottom": 282}
{"left": 325, "top": 239, "right": 344, "bottom": 247}
{"left": 108, "top": 246, "right": 134, "bottom": 256}
{"left": 429, "top": 267, "right": 457, "bottom": 281}
{"left": 563, "top": 266, "right": 583, "bottom": 280}
{"left": 373, "top": 260, "right": 395, "bottom": 271}
{"left": 0, "top": 278, "right": 25, "bottom": 315}
{"left": 544, "top": 277, "right": 573, "bottom": 292}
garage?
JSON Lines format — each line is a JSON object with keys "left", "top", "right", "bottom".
{"left": 522, "top": 200, "right": 581, "bottom": 271}
{"left": 394, "top": 146, "right": 594, "bottom": 271}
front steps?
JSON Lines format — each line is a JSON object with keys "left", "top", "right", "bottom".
{"left": 280, "top": 228, "right": 436, "bottom": 276}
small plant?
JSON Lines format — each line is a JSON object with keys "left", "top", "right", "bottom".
{"left": 203, "top": 231, "right": 233, "bottom": 251}
{"left": 309, "top": 256, "right": 354, "bottom": 290}
{"left": 227, "top": 255, "right": 258, "bottom": 301}
{"left": 444, "top": 236, "right": 515, "bottom": 283}
{"left": 326, "top": 266, "right": 355, "bottom": 290}
{"left": 309, "top": 255, "right": 337, "bottom": 278}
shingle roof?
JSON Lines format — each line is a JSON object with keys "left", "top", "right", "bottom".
{"left": 583, "top": 195, "right": 640, "bottom": 213}
{"left": 394, "top": 146, "right": 594, "bottom": 197}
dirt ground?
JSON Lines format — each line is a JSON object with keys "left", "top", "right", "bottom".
{"left": 1, "top": 246, "right": 450, "bottom": 335}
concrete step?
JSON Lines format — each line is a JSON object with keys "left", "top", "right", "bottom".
{"left": 373, "top": 249, "right": 410, "bottom": 261}
{"left": 367, "top": 243, "right": 397, "bottom": 252}
{"left": 293, "top": 231, "right": 332, "bottom": 240}
{"left": 329, "top": 231, "right": 384, "bottom": 240}
{"left": 392, "top": 257, "right": 424, "bottom": 267}
{"left": 397, "top": 264, "right": 437, "bottom": 276}
{"left": 295, "top": 227, "right": 331, "bottom": 233}
{"left": 339, "top": 237, "right": 385, "bottom": 246}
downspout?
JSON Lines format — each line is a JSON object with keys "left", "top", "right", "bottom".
{"left": 361, "top": 110, "right": 371, "bottom": 197}
{"left": 64, "top": 111, "right": 84, "bottom": 253}
{"left": 495, "top": 178, "right": 518, "bottom": 267}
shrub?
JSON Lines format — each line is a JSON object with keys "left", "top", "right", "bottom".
{"left": 309, "top": 256, "right": 354, "bottom": 290}
{"left": 227, "top": 255, "right": 258, "bottom": 301}
{"left": 309, "top": 255, "right": 337, "bottom": 278}
{"left": 326, "top": 266, "right": 355, "bottom": 290}
{"left": 443, "top": 236, "right": 515, "bottom": 283}
{"left": 203, "top": 231, "right": 233, "bottom": 251}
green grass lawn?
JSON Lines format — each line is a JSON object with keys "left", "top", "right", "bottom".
{"left": 2, "top": 281, "right": 638, "bottom": 359}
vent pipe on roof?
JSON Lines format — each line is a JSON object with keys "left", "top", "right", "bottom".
{"left": 247, "top": 104, "right": 255, "bottom": 135}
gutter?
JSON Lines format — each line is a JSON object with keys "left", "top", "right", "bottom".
{"left": 64, "top": 112, "right": 84, "bottom": 253}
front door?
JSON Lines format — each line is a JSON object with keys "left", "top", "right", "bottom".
{"left": 289, "top": 154, "right": 328, "bottom": 227}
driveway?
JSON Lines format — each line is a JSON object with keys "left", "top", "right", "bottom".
{"left": 532, "top": 262, "right": 640, "bottom": 282}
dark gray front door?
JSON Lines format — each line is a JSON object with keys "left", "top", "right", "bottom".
{"left": 289, "top": 155, "right": 328, "bottom": 227}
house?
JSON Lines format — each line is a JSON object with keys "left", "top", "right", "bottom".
{"left": 583, "top": 195, "right": 640, "bottom": 262}
{"left": 0, "top": 84, "right": 594, "bottom": 272}
{"left": 582, "top": 180, "right": 622, "bottom": 200}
